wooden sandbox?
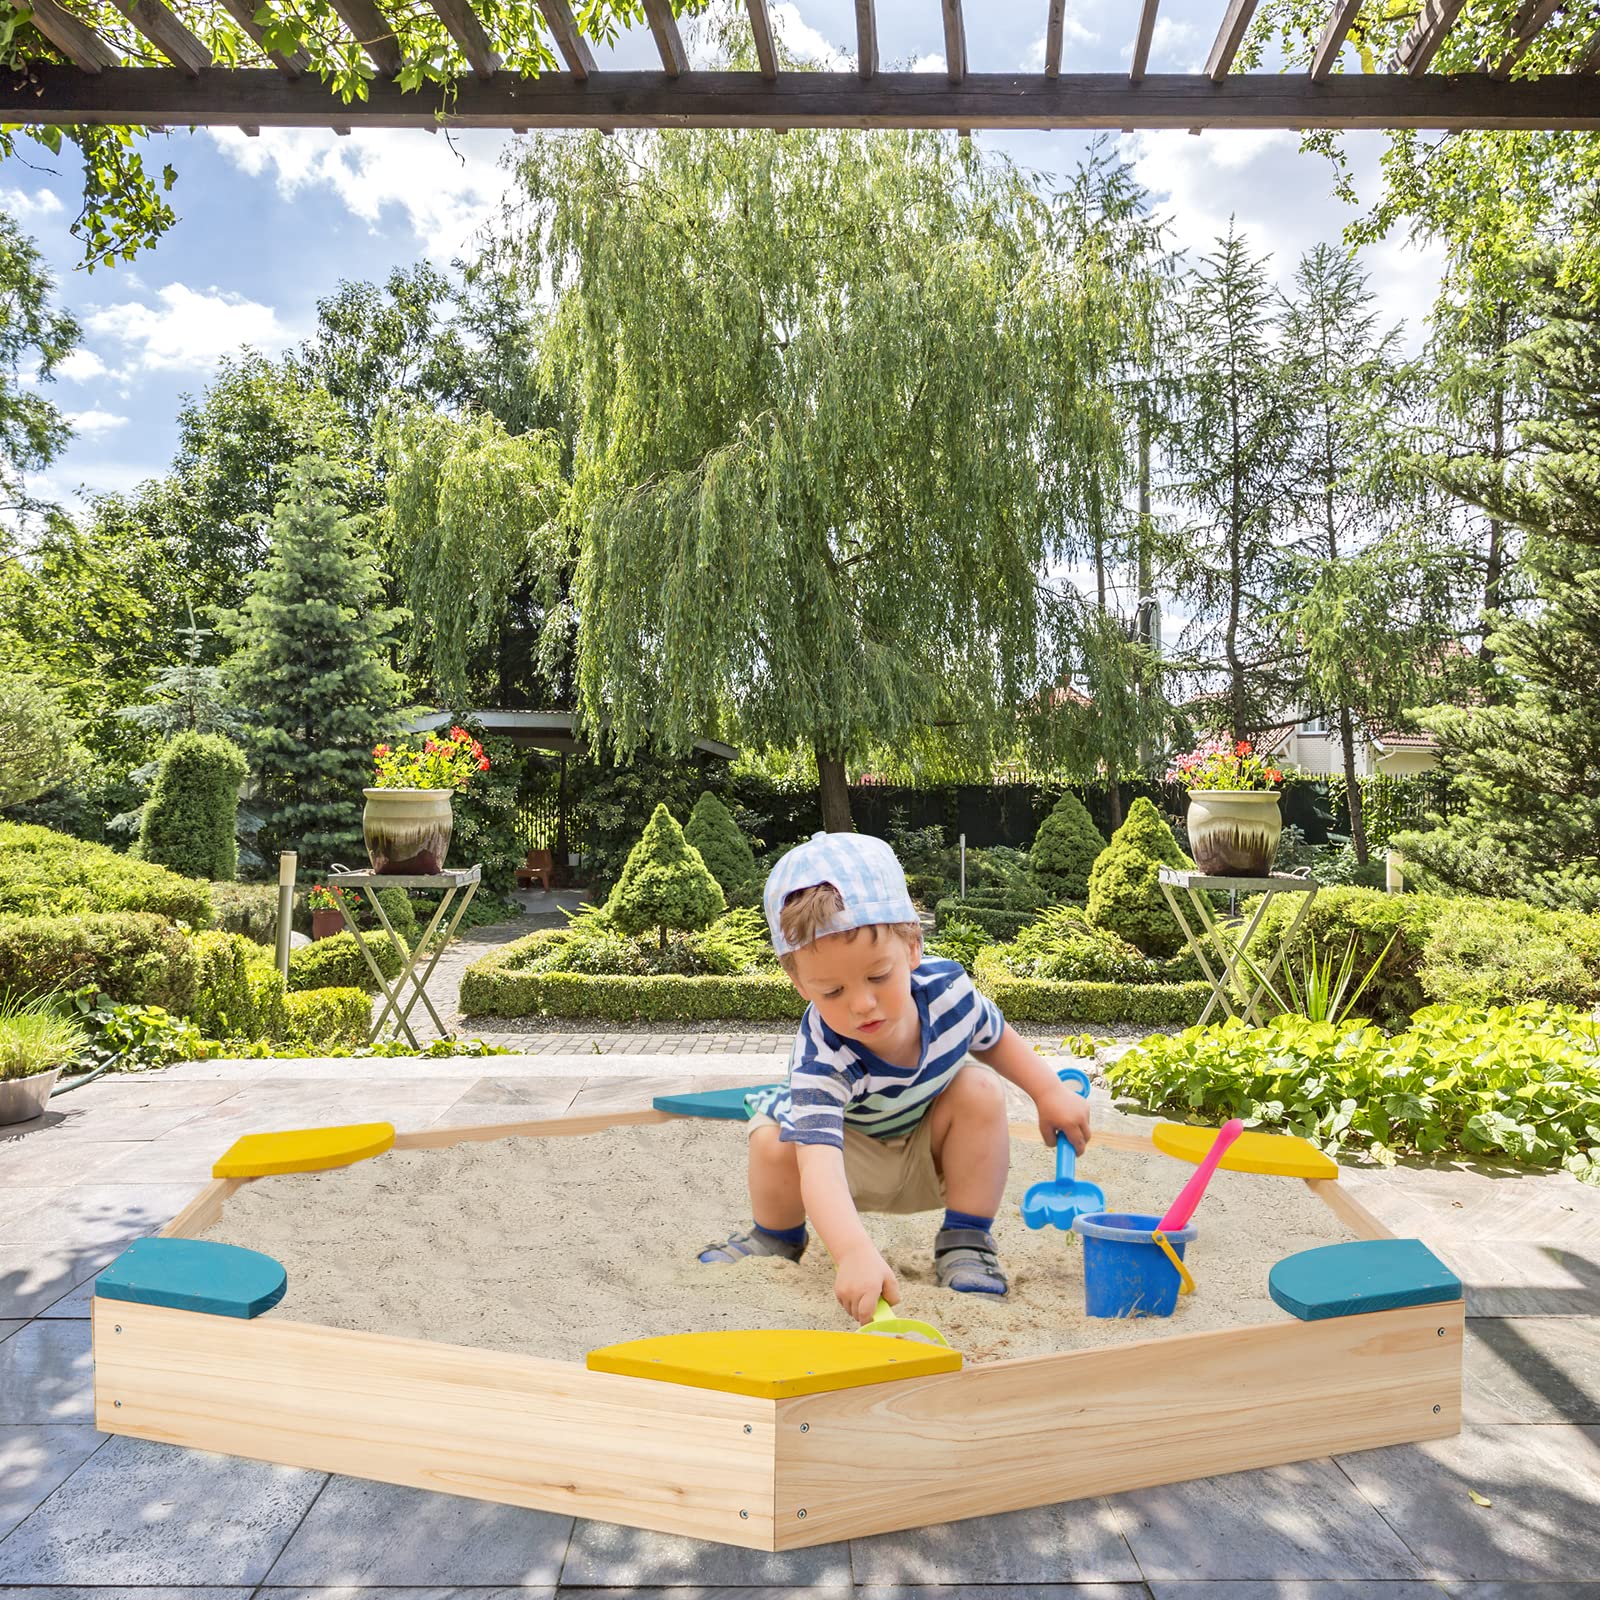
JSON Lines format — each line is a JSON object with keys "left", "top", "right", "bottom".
{"left": 92, "top": 1106, "right": 1463, "bottom": 1550}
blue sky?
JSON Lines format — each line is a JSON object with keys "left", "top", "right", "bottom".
{"left": 6, "top": 0, "right": 1445, "bottom": 525}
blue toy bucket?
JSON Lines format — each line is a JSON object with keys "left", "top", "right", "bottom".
{"left": 1072, "top": 1211, "right": 1198, "bottom": 1319}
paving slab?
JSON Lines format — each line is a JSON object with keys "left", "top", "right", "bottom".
{"left": 1463, "top": 1317, "right": 1600, "bottom": 1423}
{"left": 0, "top": 1238, "right": 132, "bottom": 1319}
{"left": 0, "top": 1434, "right": 326, "bottom": 1584}
{"left": 1441, "top": 1242, "right": 1600, "bottom": 1317}
{"left": 0, "top": 1134, "right": 145, "bottom": 1186}
{"left": 86, "top": 1136, "right": 237, "bottom": 1187}
{"left": 18, "top": 1103, "right": 216, "bottom": 1142}
{"left": 0, "top": 1425, "right": 106, "bottom": 1541}
{"left": 0, "top": 1589, "right": 245, "bottom": 1600}
{"left": 0, "top": 1183, "right": 197, "bottom": 1246}
{"left": 266, "top": 1589, "right": 553, "bottom": 1600}
{"left": 1148, "top": 1586, "right": 1450, "bottom": 1599}
{"left": 1442, "top": 1585, "right": 1600, "bottom": 1599}
{"left": 854, "top": 1589, "right": 1152, "bottom": 1600}
{"left": 0, "top": 1317, "right": 23, "bottom": 1341}
{"left": 559, "top": 1517, "right": 850, "bottom": 1589}
{"left": 265, "top": 1475, "right": 571, "bottom": 1587}
{"left": 1336, "top": 1425, "right": 1600, "bottom": 1580}
{"left": 0, "top": 1317, "right": 95, "bottom": 1423}
{"left": 37, "top": 1270, "right": 100, "bottom": 1317}
{"left": 848, "top": 1500, "right": 1141, "bottom": 1584}
{"left": 1110, "top": 1457, "right": 1425, "bottom": 1582}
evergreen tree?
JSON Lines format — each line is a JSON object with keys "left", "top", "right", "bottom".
{"left": 606, "top": 803, "right": 725, "bottom": 949}
{"left": 137, "top": 731, "right": 248, "bottom": 882}
{"left": 1030, "top": 790, "right": 1105, "bottom": 903}
{"left": 1086, "top": 797, "right": 1190, "bottom": 958}
{"left": 218, "top": 457, "right": 405, "bottom": 872}
{"left": 684, "top": 791, "right": 759, "bottom": 904}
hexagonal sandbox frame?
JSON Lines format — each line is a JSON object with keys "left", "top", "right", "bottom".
{"left": 92, "top": 1106, "right": 1463, "bottom": 1550}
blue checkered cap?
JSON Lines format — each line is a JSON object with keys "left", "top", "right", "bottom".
{"left": 763, "top": 832, "right": 919, "bottom": 956}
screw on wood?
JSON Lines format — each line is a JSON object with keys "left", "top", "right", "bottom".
{"left": 743, "top": 1424, "right": 752, "bottom": 1433}
{"left": 1433, "top": 1404, "right": 1441, "bottom": 1414}
{"left": 800, "top": 1422, "right": 809, "bottom": 1432}
{"left": 1438, "top": 1328, "right": 1445, "bottom": 1336}
{"left": 114, "top": 1325, "right": 122, "bottom": 1333}
{"left": 113, "top": 1400, "right": 121, "bottom": 1407}
{"left": 739, "top": 1509, "right": 748, "bottom": 1519}
{"left": 797, "top": 1509, "right": 807, "bottom": 1519}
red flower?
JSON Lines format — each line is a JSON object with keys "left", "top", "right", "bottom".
{"left": 1235, "top": 740, "right": 1251, "bottom": 756}
{"left": 450, "top": 725, "right": 467, "bottom": 741}
{"left": 1266, "top": 767, "right": 1282, "bottom": 782}
{"left": 478, "top": 756, "right": 490, "bottom": 771}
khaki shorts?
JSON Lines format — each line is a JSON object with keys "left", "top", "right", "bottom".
{"left": 748, "top": 1109, "right": 946, "bottom": 1214}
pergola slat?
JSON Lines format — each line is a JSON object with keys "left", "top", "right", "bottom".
{"left": 1205, "top": 0, "right": 1258, "bottom": 80}
{"left": 641, "top": 0, "right": 688, "bottom": 77}
{"left": 23, "top": 0, "right": 119, "bottom": 73}
{"left": 746, "top": 0, "right": 777, "bottom": 79}
{"left": 326, "top": 0, "right": 402, "bottom": 76}
{"left": 1490, "top": 0, "right": 1563, "bottom": 77}
{"left": 1130, "top": 0, "right": 1159, "bottom": 82}
{"left": 216, "top": 0, "right": 308, "bottom": 76}
{"left": 1392, "top": 0, "right": 1467, "bottom": 75}
{"left": 855, "top": 0, "right": 876, "bottom": 79}
{"left": 430, "top": 0, "right": 498, "bottom": 78}
{"left": 112, "top": 0, "right": 210, "bottom": 74}
{"left": 536, "top": 0, "right": 593, "bottom": 79}
{"left": 1045, "top": 0, "right": 1064, "bottom": 79}
{"left": 1310, "top": 0, "right": 1364, "bottom": 82}
{"left": 3, "top": 67, "right": 1595, "bottom": 130}
{"left": 943, "top": 0, "right": 966, "bottom": 83}
{"left": 1581, "top": 26, "right": 1600, "bottom": 73}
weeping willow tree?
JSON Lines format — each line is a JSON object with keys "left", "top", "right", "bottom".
{"left": 482, "top": 119, "right": 1122, "bottom": 831}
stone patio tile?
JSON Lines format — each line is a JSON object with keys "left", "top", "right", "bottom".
{"left": 0, "top": 1317, "right": 94, "bottom": 1423}
{"left": 1463, "top": 1317, "right": 1600, "bottom": 1423}
{"left": 1435, "top": 1241, "right": 1600, "bottom": 1317}
{"left": 849, "top": 1500, "right": 1141, "bottom": 1584}
{"left": 1147, "top": 1586, "right": 1450, "bottom": 1598}
{"left": 1442, "top": 1586, "right": 1600, "bottom": 1599}
{"left": 0, "top": 1317, "right": 23, "bottom": 1340}
{"left": 0, "top": 1434, "right": 326, "bottom": 1584}
{"left": 1336, "top": 1425, "right": 1600, "bottom": 1581}
{"left": 559, "top": 1517, "right": 850, "bottom": 1589}
{"left": 0, "top": 1134, "right": 144, "bottom": 1185}
{"left": 176, "top": 1097, "right": 459, "bottom": 1143}
{"left": 70, "top": 1077, "right": 244, "bottom": 1107}
{"left": 0, "top": 1591, "right": 247, "bottom": 1600}
{"left": 0, "top": 1238, "right": 131, "bottom": 1318}
{"left": 0, "top": 1425, "right": 106, "bottom": 1540}
{"left": 267, "top": 1589, "right": 553, "bottom": 1600}
{"left": 565, "top": 1077, "right": 702, "bottom": 1116}
{"left": 452, "top": 1077, "right": 591, "bottom": 1108}
{"left": 0, "top": 1183, "right": 197, "bottom": 1246}
{"left": 86, "top": 1136, "right": 231, "bottom": 1186}
{"left": 1110, "top": 1458, "right": 1425, "bottom": 1582}
{"left": 26, "top": 1103, "right": 218, "bottom": 1142}
{"left": 37, "top": 1270, "right": 100, "bottom": 1317}
{"left": 265, "top": 1475, "right": 571, "bottom": 1587}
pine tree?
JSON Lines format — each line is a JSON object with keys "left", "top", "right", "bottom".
{"left": 138, "top": 731, "right": 248, "bottom": 881}
{"left": 1030, "top": 790, "right": 1105, "bottom": 903}
{"left": 1086, "top": 796, "right": 1189, "bottom": 958}
{"left": 606, "top": 802, "right": 726, "bottom": 948}
{"left": 684, "top": 791, "right": 759, "bottom": 904}
{"left": 218, "top": 456, "right": 405, "bottom": 872}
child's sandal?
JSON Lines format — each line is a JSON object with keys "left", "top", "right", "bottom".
{"left": 935, "top": 1226, "right": 1008, "bottom": 1295}
{"left": 698, "top": 1226, "right": 807, "bottom": 1265}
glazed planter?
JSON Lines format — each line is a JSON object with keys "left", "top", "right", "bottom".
{"left": 363, "top": 787, "right": 453, "bottom": 875}
{"left": 311, "top": 909, "right": 345, "bottom": 940}
{"left": 1187, "top": 790, "right": 1282, "bottom": 877}
{"left": 0, "top": 1067, "right": 60, "bottom": 1126}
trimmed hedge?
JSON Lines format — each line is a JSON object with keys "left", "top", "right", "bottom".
{"left": 209, "top": 881, "right": 278, "bottom": 943}
{"left": 288, "top": 930, "right": 406, "bottom": 993}
{"left": 188, "top": 931, "right": 287, "bottom": 1041}
{"left": 282, "top": 987, "right": 370, "bottom": 1049}
{"left": 0, "top": 911, "right": 198, "bottom": 1011}
{"left": 978, "top": 974, "right": 1209, "bottom": 1026}
{"left": 138, "top": 732, "right": 247, "bottom": 882}
{"left": 0, "top": 821, "right": 213, "bottom": 924}
{"left": 934, "top": 899, "right": 1039, "bottom": 942}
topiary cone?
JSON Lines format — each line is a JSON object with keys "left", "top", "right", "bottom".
{"left": 1031, "top": 791, "right": 1106, "bottom": 903}
{"left": 605, "top": 802, "right": 726, "bottom": 948}
{"left": 1086, "top": 796, "right": 1191, "bottom": 959}
{"left": 684, "top": 791, "right": 759, "bottom": 901}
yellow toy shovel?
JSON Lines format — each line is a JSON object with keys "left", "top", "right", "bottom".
{"left": 858, "top": 1296, "right": 950, "bottom": 1347}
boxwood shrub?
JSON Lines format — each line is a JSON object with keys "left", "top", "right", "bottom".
{"left": 208, "top": 881, "right": 279, "bottom": 943}
{"left": 282, "top": 987, "right": 371, "bottom": 1049}
{"left": 188, "top": 930, "right": 287, "bottom": 1041}
{"left": 976, "top": 974, "right": 1209, "bottom": 1026}
{"left": 288, "top": 930, "right": 406, "bottom": 993}
{"left": 0, "top": 911, "right": 198, "bottom": 1012}
{"left": 0, "top": 821, "right": 213, "bottom": 924}
{"left": 934, "top": 898, "right": 1038, "bottom": 942}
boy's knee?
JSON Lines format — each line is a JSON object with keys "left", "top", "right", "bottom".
{"left": 750, "top": 1123, "right": 797, "bottom": 1163}
{"left": 954, "top": 1065, "right": 1006, "bottom": 1113}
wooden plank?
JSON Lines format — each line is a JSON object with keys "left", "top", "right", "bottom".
{"left": 159, "top": 1177, "right": 244, "bottom": 1238}
{"left": 216, "top": 0, "right": 308, "bottom": 75}
{"left": 94, "top": 1298, "right": 778, "bottom": 1548}
{"left": 641, "top": 0, "right": 688, "bottom": 76}
{"left": 771, "top": 1301, "right": 1462, "bottom": 1547}
{"left": 22, "top": 0, "right": 119, "bottom": 72}
{"left": 1582, "top": 26, "right": 1600, "bottom": 73}
{"left": 942, "top": 0, "right": 966, "bottom": 83}
{"left": 1310, "top": 0, "right": 1364, "bottom": 81}
{"left": 1393, "top": 0, "right": 1468, "bottom": 74}
{"left": 326, "top": 0, "right": 402, "bottom": 76}
{"left": 1206, "top": 0, "right": 1260, "bottom": 81}
{"left": 430, "top": 0, "right": 499, "bottom": 77}
{"left": 1307, "top": 1176, "right": 1394, "bottom": 1241}
{"left": 746, "top": 0, "right": 777, "bottom": 79}
{"left": 1489, "top": 0, "right": 1563, "bottom": 77}
{"left": 392, "top": 1106, "right": 672, "bottom": 1150}
{"left": 1130, "top": 0, "right": 1160, "bottom": 82}
{"left": 855, "top": 0, "right": 876, "bottom": 79}
{"left": 536, "top": 0, "right": 593, "bottom": 79}
{"left": 1045, "top": 0, "right": 1064, "bottom": 79}
{"left": 2, "top": 68, "right": 1596, "bottom": 132}
{"left": 111, "top": 0, "right": 209, "bottom": 73}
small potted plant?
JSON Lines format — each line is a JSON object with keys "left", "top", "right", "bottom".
{"left": 365, "top": 725, "right": 490, "bottom": 875}
{"left": 1166, "top": 739, "right": 1286, "bottom": 876}
{"left": 0, "top": 993, "right": 88, "bottom": 1126}
{"left": 307, "top": 883, "right": 348, "bottom": 940}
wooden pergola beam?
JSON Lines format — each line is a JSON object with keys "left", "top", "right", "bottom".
{"left": 216, "top": 0, "right": 308, "bottom": 76}
{"left": 746, "top": 0, "right": 777, "bottom": 79}
{"left": 2, "top": 68, "right": 1595, "bottom": 131}
{"left": 1489, "top": 0, "right": 1563, "bottom": 77}
{"left": 430, "top": 0, "right": 499, "bottom": 78}
{"left": 21, "top": 0, "right": 118, "bottom": 73}
{"left": 1130, "top": 0, "right": 1160, "bottom": 82}
{"left": 536, "top": 0, "right": 593, "bottom": 80}
{"left": 641, "top": 0, "right": 687, "bottom": 77}
{"left": 942, "top": 0, "right": 966, "bottom": 84}
{"left": 326, "top": 0, "right": 402, "bottom": 76}
{"left": 1206, "top": 0, "right": 1259, "bottom": 80}
{"left": 111, "top": 0, "right": 210, "bottom": 74}
{"left": 1045, "top": 0, "right": 1064, "bottom": 79}
{"left": 1310, "top": 0, "right": 1364, "bottom": 82}
{"left": 855, "top": 0, "right": 876, "bottom": 79}
{"left": 1393, "top": 0, "right": 1467, "bottom": 75}
{"left": 1581, "top": 26, "right": 1600, "bottom": 73}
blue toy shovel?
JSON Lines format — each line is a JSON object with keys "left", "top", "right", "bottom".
{"left": 1020, "top": 1066, "right": 1104, "bottom": 1231}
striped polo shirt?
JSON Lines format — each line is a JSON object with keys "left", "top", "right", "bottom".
{"left": 747, "top": 959, "right": 1006, "bottom": 1149}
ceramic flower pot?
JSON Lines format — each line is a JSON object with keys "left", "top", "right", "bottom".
{"left": 0, "top": 1067, "right": 60, "bottom": 1125}
{"left": 1186, "top": 790, "right": 1282, "bottom": 876}
{"left": 362, "top": 787, "right": 453, "bottom": 875}
{"left": 311, "top": 908, "right": 345, "bottom": 940}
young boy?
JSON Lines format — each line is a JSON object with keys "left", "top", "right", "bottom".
{"left": 699, "top": 831, "right": 1092, "bottom": 1324}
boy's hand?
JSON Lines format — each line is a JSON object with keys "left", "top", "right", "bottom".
{"left": 836, "top": 1243, "right": 898, "bottom": 1325}
{"left": 1037, "top": 1080, "right": 1092, "bottom": 1154}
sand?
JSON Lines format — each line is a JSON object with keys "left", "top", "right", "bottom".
{"left": 201, "top": 1120, "right": 1356, "bottom": 1365}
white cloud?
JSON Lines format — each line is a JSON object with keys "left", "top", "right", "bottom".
{"left": 1145, "top": 16, "right": 1202, "bottom": 71}
{"left": 65, "top": 408, "right": 128, "bottom": 439}
{"left": 56, "top": 349, "right": 111, "bottom": 383}
{"left": 83, "top": 282, "right": 290, "bottom": 373}
{"left": 910, "top": 51, "right": 947, "bottom": 73}
{"left": 0, "top": 187, "right": 63, "bottom": 221}
{"left": 772, "top": 3, "right": 849, "bottom": 69}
